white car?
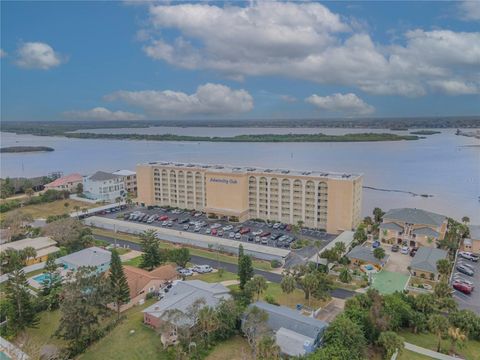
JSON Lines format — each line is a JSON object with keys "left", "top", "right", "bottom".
{"left": 194, "top": 226, "right": 201, "bottom": 232}
{"left": 162, "top": 221, "right": 169, "bottom": 226}
{"left": 183, "top": 224, "right": 189, "bottom": 230}
{"left": 194, "top": 212, "right": 202, "bottom": 217}
{"left": 229, "top": 232, "right": 236, "bottom": 238}
{"left": 205, "top": 228, "right": 211, "bottom": 234}
{"left": 252, "top": 230, "right": 262, "bottom": 236}
{"left": 255, "top": 236, "right": 261, "bottom": 243}
{"left": 272, "top": 223, "right": 281, "bottom": 229}
{"left": 223, "top": 225, "right": 233, "bottom": 231}
{"left": 235, "top": 233, "right": 241, "bottom": 239}
{"left": 211, "top": 223, "right": 222, "bottom": 229}
{"left": 400, "top": 246, "right": 409, "bottom": 254}
{"left": 459, "top": 252, "right": 479, "bottom": 262}
{"left": 194, "top": 265, "right": 213, "bottom": 273}
{"left": 178, "top": 268, "right": 193, "bottom": 276}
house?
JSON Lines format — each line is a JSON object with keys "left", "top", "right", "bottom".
{"left": 56, "top": 246, "right": 111, "bottom": 273}
{"left": 462, "top": 225, "right": 480, "bottom": 253}
{"left": 245, "top": 301, "right": 328, "bottom": 357}
{"left": 1, "top": 237, "right": 59, "bottom": 265}
{"left": 347, "top": 245, "right": 389, "bottom": 267}
{"left": 112, "top": 170, "right": 137, "bottom": 196}
{"left": 143, "top": 280, "right": 231, "bottom": 346}
{"left": 44, "top": 173, "right": 83, "bottom": 192}
{"left": 410, "top": 247, "right": 449, "bottom": 281}
{"left": 117, "top": 265, "right": 177, "bottom": 312}
{"left": 379, "top": 208, "right": 447, "bottom": 248}
{"left": 82, "top": 171, "right": 126, "bottom": 202}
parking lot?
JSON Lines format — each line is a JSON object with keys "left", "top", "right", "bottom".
{"left": 451, "top": 253, "right": 480, "bottom": 314}
{"left": 99, "top": 206, "right": 335, "bottom": 251}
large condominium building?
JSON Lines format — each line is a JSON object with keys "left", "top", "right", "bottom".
{"left": 136, "top": 162, "right": 363, "bottom": 234}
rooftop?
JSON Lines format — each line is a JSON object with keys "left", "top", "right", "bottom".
{"left": 2, "top": 237, "right": 57, "bottom": 252}
{"left": 379, "top": 222, "right": 404, "bottom": 232}
{"left": 123, "top": 265, "right": 177, "bottom": 298}
{"left": 45, "top": 173, "right": 82, "bottom": 187}
{"left": 57, "top": 246, "right": 111, "bottom": 268}
{"left": 249, "top": 301, "right": 327, "bottom": 340}
{"left": 113, "top": 169, "right": 136, "bottom": 176}
{"left": 412, "top": 227, "right": 440, "bottom": 238}
{"left": 141, "top": 161, "right": 362, "bottom": 180}
{"left": 143, "top": 280, "right": 231, "bottom": 326}
{"left": 410, "top": 247, "right": 448, "bottom": 274}
{"left": 87, "top": 171, "right": 122, "bottom": 182}
{"left": 383, "top": 208, "right": 446, "bottom": 227}
{"left": 347, "top": 245, "right": 389, "bottom": 265}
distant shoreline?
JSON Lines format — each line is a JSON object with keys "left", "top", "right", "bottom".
{"left": 0, "top": 146, "right": 55, "bottom": 153}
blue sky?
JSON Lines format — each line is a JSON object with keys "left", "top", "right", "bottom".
{"left": 1, "top": 1, "right": 479, "bottom": 121}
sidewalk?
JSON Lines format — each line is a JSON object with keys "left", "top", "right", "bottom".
{"left": 404, "top": 342, "right": 462, "bottom": 360}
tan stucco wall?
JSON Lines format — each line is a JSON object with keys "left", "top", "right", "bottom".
{"left": 411, "top": 269, "right": 438, "bottom": 281}
{"left": 136, "top": 165, "right": 154, "bottom": 206}
{"left": 326, "top": 178, "right": 362, "bottom": 234}
{"left": 205, "top": 172, "right": 249, "bottom": 216}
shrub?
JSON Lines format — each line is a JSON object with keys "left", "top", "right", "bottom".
{"left": 264, "top": 294, "right": 279, "bottom": 306}
{"left": 270, "top": 259, "right": 282, "bottom": 268}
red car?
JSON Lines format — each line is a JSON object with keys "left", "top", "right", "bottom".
{"left": 211, "top": 229, "right": 218, "bottom": 236}
{"left": 260, "top": 231, "right": 271, "bottom": 237}
{"left": 159, "top": 215, "right": 169, "bottom": 221}
{"left": 239, "top": 227, "right": 251, "bottom": 235}
{"left": 453, "top": 281, "right": 473, "bottom": 294}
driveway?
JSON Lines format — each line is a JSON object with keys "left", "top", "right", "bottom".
{"left": 316, "top": 298, "right": 345, "bottom": 323}
{"left": 383, "top": 245, "right": 411, "bottom": 275}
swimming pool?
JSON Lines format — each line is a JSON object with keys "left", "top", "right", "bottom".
{"left": 365, "top": 264, "right": 374, "bottom": 271}
{"left": 0, "top": 351, "right": 12, "bottom": 360}
{"left": 33, "top": 273, "right": 50, "bottom": 284}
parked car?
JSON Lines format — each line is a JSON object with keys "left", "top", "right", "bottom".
{"left": 194, "top": 265, "right": 213, "bottom": 273}
{"left": 223, "top": 225, "right": 233, "bottom": 231}
{"left": 205, "top": 228, "right": 211, "bottom": 235}
{"left": 252, "top": 230, "right": 262, "bottom": 236}
{"left": 454, "top": 277, "right": 474, "bottom": 288}
{"left": 286, "top": 224, "right": 292, "bottom": 231}
{"left": 194, "top": 226, "right": 201, "bottom": 232}
{"left": 255, "top": 236, "right": 261, "bottom": 243}
{"left": 178, "top": 218, "right": 189, "bottom": 224}
{"left": 401, "top": 246, "right": 410, "bottom": 255}
{"left": 372, "top": 241, "right": 380, "bottom": 248}
{"left": 456, "top": 265, "right": 474, "bottom": 276}
{"left": 229, "top": 232, "right": 236, "bottom": 239}
{"left": 459, "top": 252, "right": 479, "bottom": 262}
{"left": 279, "top": 224, "right": 287, "bottom": 230}
{"left": 260, "top": 231, "right": 271, "bottom": 237}
{"left": 218, "top": 230, "right": 224, "bottom": 237}
{"left": 211, "top": 229, "right": 218, "bottom": 236}
{"left": 410, "top": 248, "right": 418, "bottom": 257}
{"left": 194, "top": 212, "right": 202, "bottom": 217}
{"left": 234, "top": 233, "right": 241, "bottom": 240}
{"left": 261, "top": 237, "right": 268, "bottom": 244}
{"left": 247, "top": 235, "right": 254, "bottom": 242}
{"left": 239, "top": 227, "right": 251, "bottom": 235}
{"left": 391, "top": 245, "right": 400, "bottom": 252}
{"left": 159, "top": 215, "right": 169, "bottom": 221}
{"left": 178, "top": 268, "right": 193, "bottom": 277}
{"left": 453, "top": 281, "right": 473, "bottom": 294}
{"left": 183, "top": 224, "right": 189, "bottom": 230}
{"left": 270, "top": 234, "right": 281, "bottom": 241}
{"left": 273, "top": 223, "right": 281, "bottom": 229}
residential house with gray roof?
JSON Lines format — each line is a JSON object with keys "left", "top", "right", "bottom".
{"left": 245, "top": 301, "right": 328, "bottom": 357}
{"left": 346, "top": 245, "right": 389, "bottom": 267}
{"left": 379, "top": 208, "right": 447, "bottom": 248}
{"left": 410, "top": 247, "right": 448, "bottom": 281}
{"left": 82, "top": 171, "right": 125, "bottom": 202}
{"left": 56, "top": 246, "right": 111, "bottom": 273}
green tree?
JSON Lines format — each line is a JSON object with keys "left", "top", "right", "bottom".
{"left": 196, "top": 306, "right": 220, "bottom": 346}
{"left": 238, "top": 254, "right": 254, "bottom": 290}
{"left": 428, "top": 314, "right": 449, "bottom": 352}
{"left": 257, "top": 335, "right": 281, "bottom": 360}
{"left": 448, "top": 310, "right": 480, "bottom": 340}
{"left": 238, "top": 244, "right": 244, "bottom": 258}
{"left": 298, "top": 273, "right": 318, "bottom": 303}
{"left": 43, "top": 218, "right": 94, "bottom": 252}
{"left": 436, "top": 259, "right": 451, "bottom": 280}
{"left": 214, "top": 299, "right": 242, "bottom": 341}
{"left": 448, "top": 327, "right": 466, "bottom": 354}
{"left": 170, "top": 247, "right": 190, "bottom": 268}
{"left": 76, "top": 182, "right": 83, "bottom": 195}
{"left": 41, "top": 254, "right": 63, "bottom": 310}
{"left": 109, "top": 249, "right": 130, "bottom": 320}
{"left": 321, "top": 315, "right": 366, "bottom": 360}
{"left": 245, "top": 275, "right": 268, "bottom": 301}
{"left": 140, "top": 230, "right": 162, "bottom": 270}
{"left": 377, "top": 331, "right": 404, "bottom": 359}
{"left": 339, "top": 266, "right": 352, "bottom": 284}
{"left": 353, "top": 225, "right": 367, "bottom": 245}
{"left": 242, "top": 306, "right": 269, "bottom": 360}
{"left": 373, "top": 207, "right": 385, "bottom": 224}
{"left": 373, "top": 247, "right": 386, "bottom": 261}
{"left": 4, "top": 268, "right": 39, "bottom": 336}
{"left": 280, "top": 275, "right": 296, "bottom": 303}
{"left": 461, "top": 216, "right": 470, "bottom": 224}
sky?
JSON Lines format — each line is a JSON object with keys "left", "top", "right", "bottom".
{"left": 1, "top": 0, "right": 480, "bottom": 122}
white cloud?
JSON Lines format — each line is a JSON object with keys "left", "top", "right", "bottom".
{"left": 64, "top": 107, "right": 145, "bottom": 121}
{"left": 0, "top": 49, "right": 7, "bottom": 58}
{"left": 140, "top": 2, "right": 480, "bottom": 97}
{"left": 458, "top": 0, "right": 480, "bottom": 21}
{"left": 105, "top": 83, "right": 253, "bottom": 116}
{"left": 306, "top": 93, "right": 375, "bottom": 115}
{"left": 429, "top": 80, "right": 479, "bottom": 95}
{"left": 15, "top": 42, "right": 64, "bottom": 69}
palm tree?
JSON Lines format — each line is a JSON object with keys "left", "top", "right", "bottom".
{"left": 22, "top": 246, "right": 37, "bottom": 264}
{"left": 197, "top": 306, "right": 220, "bottom": 346}
{"left": 428, "top": 314, "right": 449, "bottom": 352}
{"left": 115, "top": 196, "right": 122, "bottom": 205}
{"left": 436, "top": 259, "right": 451, "bottom": 280}
{"left": 448, "top": 327, "right": 466, "bottom": 354}
{"left": 246, "top": 275, "right": 268, "bottom": 301}
{"left": 373, "top": 247, "right": 386, "bottom": 261}
{"left": 280, "top": 275, "right": 296, "bottom": 305}
{"left": 461, "top": 216, "right": 470, "bottom": 224}
{"left": 339, "top": 266, "right": 352, "bottom": 283}
{"left": 299, "top": 273, "right": 318, "bottom": 306}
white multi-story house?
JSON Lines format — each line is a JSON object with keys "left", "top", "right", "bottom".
{"left": 83, "top": 171, "right": 126, "bottom": 202}
{"left": 113, "top": 169, "right": 137, "bottom": 196}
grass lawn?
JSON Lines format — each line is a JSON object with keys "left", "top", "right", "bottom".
{"left": 229, "top": 282, "right": 330, "bottom": 310}
{"left": 122, "top": 256, "right": 143, "bottom": 267}
{"left": 194, "top": 270, "right": 238, "bottom": 283}
{"left": 399, "top": 331, "right": 480, "bottom": 360}
{"left": 115, "top": 247, "right": 131, "bottom": 255}
{"left": 371, "top": 270, "right": 409, "bottom": 295}
{"left": 206, "top": 336, "right": 252, "bottom": 360}
{"left": 79, "top": 300, "right": 169, "bottom": 360}
{"left": 397, "top": 349, "right": 434, "bottom": 360}
{"left": 0, "top": 199, "right": 96, "bottom": 221}
{"left": 92, "top": 227, "right": 273, "bottom": 271}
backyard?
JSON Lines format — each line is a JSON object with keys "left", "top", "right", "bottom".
{"left": 371, "top": 270, "right": 410, "bottom": 295}
{"left": 0, "top": 199, "right": 96, "bottom": 221}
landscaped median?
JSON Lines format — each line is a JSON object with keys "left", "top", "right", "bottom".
{"left": 91, "top": 227, "right": 274, "bottom": 272}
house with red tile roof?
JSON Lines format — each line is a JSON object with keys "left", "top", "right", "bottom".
{"left": 44, "top": 173, "right": 83, "bottom": 192}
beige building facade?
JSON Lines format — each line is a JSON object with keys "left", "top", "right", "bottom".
{"left": 136, "top": 162, "right": 363, "bottom": 234}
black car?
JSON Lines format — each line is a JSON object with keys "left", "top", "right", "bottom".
{"left": 279, "top": 224, "right": 287, "bottom": 230}
{"left": 270, "top": 234, "right": 281, "bottom": 241}
{"left": 391, "top": 245, "right": 399, "bottom": 252}
{"left": 178, "top": 218, "right": 189, "bottom": 224}
{"left": 247, "top": 236, "right": 254, "bottom": 242}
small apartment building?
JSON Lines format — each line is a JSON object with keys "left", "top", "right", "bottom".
{"left": 83, "top": 171, "right": 125, "bottom": 202}
{"left": 1, "top": 237, "right": 59, "bottom": 265}
{"left": 117, "top": 265, "right": 177, "bottom": 312}
{"left": 57, "top": 246, "right": 111, "bottom": 273}
{"left": 44, "top": 173, "right": 83, "bottom": 192}
{"left": 379, "top": 208, "right": 447, "bottom": 248}
{"left": 463, "top": 225, "right": 480, "bottom": 253}
{"left": 113, "top": 170, "right": 137, "bottom": 196}
{"left": 410, "top": 247, "right": 448, "bottom": 281}
{"left": 136, "top": 162, "right": 363, "bottom": 234}
{"left": 347, "top": 245, "right": 389, "bottom": 268}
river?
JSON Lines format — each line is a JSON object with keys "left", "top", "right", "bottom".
{"left": 1, "top": 128, "right": 479, "bottom": 223}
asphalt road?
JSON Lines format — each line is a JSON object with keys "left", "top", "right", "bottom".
{"left": 95, "top": 234, "right": 355, "bottom": 300}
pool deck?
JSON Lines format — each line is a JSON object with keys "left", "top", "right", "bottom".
{"left": 371, "top": 270, "right": 410, "bottom": 294}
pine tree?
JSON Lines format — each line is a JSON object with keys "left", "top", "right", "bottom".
{"left": 140, "top": 230, "right": 162, "bottom": 270}
{"left": 42, "top": 254, "right": 62, "bottom": 310}
{"left": 5, "top": 268, "right": 38, "bottom": 335}
{"left": 109, "top": 249, "right": 130, "bottom": 320}
{"left": 238, "top": 244, "right": 245, "bottom": 258}
{"left": 238, "top": 254, "right": 254, "bottom": 290}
